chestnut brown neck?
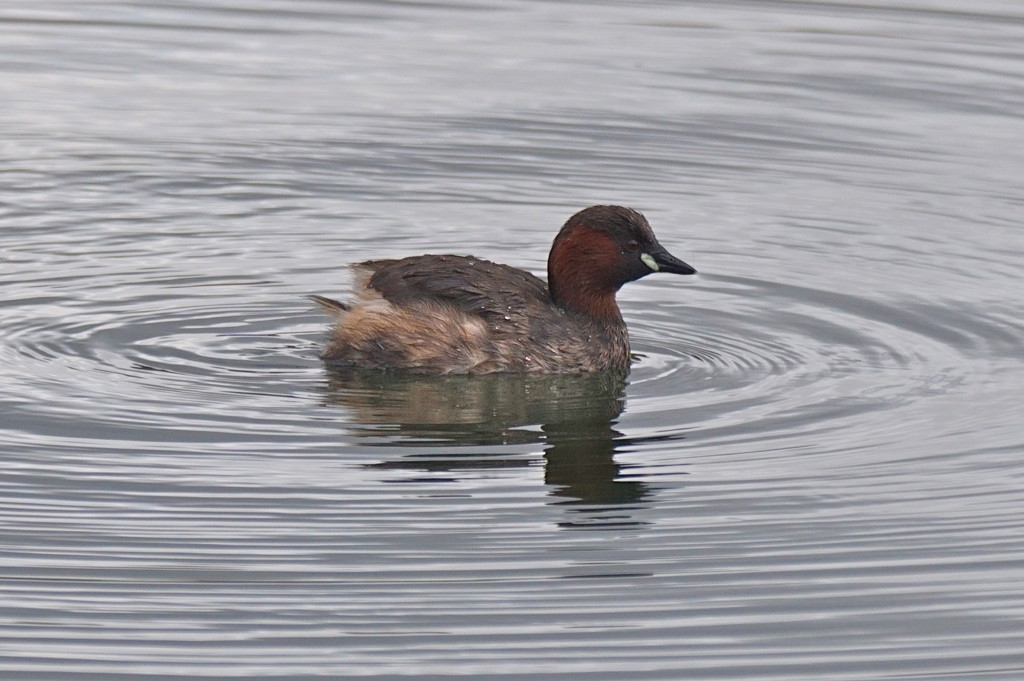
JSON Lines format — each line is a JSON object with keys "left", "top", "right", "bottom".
{"left": 547, "top": 227, "right": 625, "bottom": 323}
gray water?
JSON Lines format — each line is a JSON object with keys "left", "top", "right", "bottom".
{"left": 2, "top": 1, "right": 1024, "bottom": 679}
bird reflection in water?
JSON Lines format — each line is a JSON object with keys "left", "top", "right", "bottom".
{"left": 320, "top": 368, "right": 658, "bottom": 520}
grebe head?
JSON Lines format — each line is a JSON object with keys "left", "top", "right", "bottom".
{"left": 547, "top": 205, "right": 695, "bottom": 318}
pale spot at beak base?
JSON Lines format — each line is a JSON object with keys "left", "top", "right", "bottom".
{"left": 640, "top": 253, "right": 659, "bottom": 271}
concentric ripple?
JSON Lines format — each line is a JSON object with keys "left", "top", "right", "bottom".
{"left": 627, "top": 272, "right": 1000, "bottom": 443}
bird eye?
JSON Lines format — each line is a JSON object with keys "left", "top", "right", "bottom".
{"left": 624, "top": 240, "right": 640, "bottom": 252}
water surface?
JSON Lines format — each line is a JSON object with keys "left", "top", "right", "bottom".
{"left": 2, "top": 1, "right": 1024, "bottom": 679}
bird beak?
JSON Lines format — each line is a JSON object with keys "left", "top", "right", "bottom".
{"left": 643, "top": 249, "right": 697, "bottom": 275}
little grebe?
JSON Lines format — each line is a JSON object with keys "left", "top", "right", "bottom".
{"left": 311, "top": 205, "right": 696, "bottom": 374}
